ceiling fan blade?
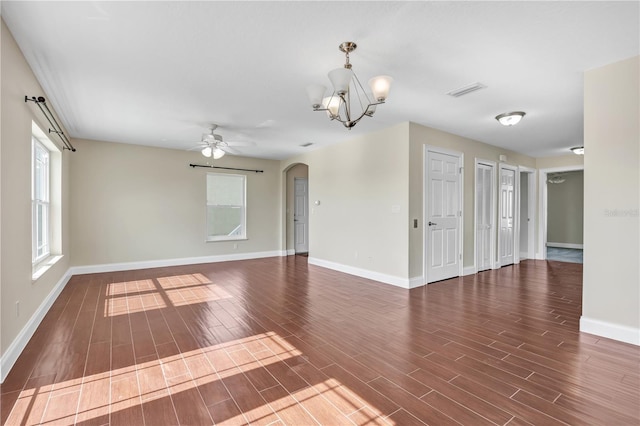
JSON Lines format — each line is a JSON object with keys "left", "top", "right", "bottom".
{"left": 226, "top": 140, "right": 256, "bottom": 147}
{"left": 222, "top": 146, "right": 242, "bottom": 155}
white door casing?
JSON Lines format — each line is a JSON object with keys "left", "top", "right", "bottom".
{"left": 499, "top": 164, "right": 517, "bottom": 267}
{"left": 425, "top": 148, "right": 462, "bottom": 283}
{"left": 294, "top": 178, "right": 309, "bottom": 253}
{"left": 475, "top": 160, "right": 495, "bottom": 272}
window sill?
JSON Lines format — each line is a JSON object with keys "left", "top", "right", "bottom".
{"left": 32, "top": 255, "right": 64, "bottom": 282}
{"left": 206, "top": 237, "right": 248, "bottom": 243}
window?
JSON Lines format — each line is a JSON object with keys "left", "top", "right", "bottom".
{"left": 31, "top": 121, "right": 62, "bottom": 279}
{"left": 206, "top": 173, "right": 246, "bottom": 241}
{"left": 32, "top": 137, "right": 50, "bottom": 263}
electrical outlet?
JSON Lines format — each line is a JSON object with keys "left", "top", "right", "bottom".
{"left": 16, "top": 301, "right": 20, "bottom": 317}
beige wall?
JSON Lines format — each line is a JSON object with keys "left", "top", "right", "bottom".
{"left": 281, "top": 121, "right": 543, "bottom": 283}
{"left": 282, "top": 123, "right": 411, "bottom": 281}
{"left": 536, "top": 154, "right": 584, "bottom": 169}
{"left": 285, "top": 163, "right": 308, "bottom": 252}
{"left": 1, "top": 20, "right": 72, "bottom": 357}
{"left": 408, "top": 122, "right": 536, "bottom": 277}
{"left": 70, "top": 139, "right": 282, "bottom": 266}
{"left": 583, "top": 55, "right": 639, "bottom": 337}
{"left": 547, "top": 171, "right": 584, "bottom": 245}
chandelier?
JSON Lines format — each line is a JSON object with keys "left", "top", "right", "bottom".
{"left": 306, "top": 42, "right": 392, "bottom": 129}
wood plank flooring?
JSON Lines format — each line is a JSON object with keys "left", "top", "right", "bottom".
{"left": 1, "top": 257, "right": 639, "bottom": 425}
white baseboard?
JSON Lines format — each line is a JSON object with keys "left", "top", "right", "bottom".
{"left": 547, "top": 242, "right": 583, "bottom": 249}
{"left": 69, "top": 250, "right": 283, "bottom": 275}
{"left": 462, "top": 266, "right": 476, "bottom": 276}
{"left": 580, "top": 316, "right": 640, "bottom": 346}
{"left": 286, "top": 249, "right": 295, "bottom": 256}
{"left": 409, "top": 276, "right": 425, "bottom": 289}
{"left": 1, "top": 269, "right": 73, "bottom": 383}
{"left": 308, "top": 257, "right": 413, "bottom": 289}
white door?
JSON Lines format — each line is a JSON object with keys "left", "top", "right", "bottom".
{"left": 499, "top": 166, "right": 516, "bottom": 266}
{"left": 425, "top": 150, "right": 461, "bottom": 283}
{"left": 476, "top": 163, "right": 494, "bottom": 272}
{"left": 294, "top": 178, "right": 309, "bottom": 253}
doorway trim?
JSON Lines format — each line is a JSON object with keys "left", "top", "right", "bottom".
{"left": 423, "top": 145, "right": 464, "bottom": 284}
{"left": 537, "top": 165, "right": 584, "bottom": 260}
{"left": 474, "top": 158, "right": 497, "bottom": 273}
{"left": 517, "top": 166, "right": 537, "bottom": 261}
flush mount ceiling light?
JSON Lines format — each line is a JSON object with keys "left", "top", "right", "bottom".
{"left": 495, "top": 111, "right": 526, "bottom": 126}
{"left": 306, "top": 42, "right": 392, "bottom": 129}
{"left": 570, "top": 146, "right": 584, "bottom": 155}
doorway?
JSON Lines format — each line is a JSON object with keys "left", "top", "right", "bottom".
{"left": 284, "top": 163, "right": 309, "bottom": 256}
{"left": 538, "top": 165, "right": 584, "bottom": 260}
{"left": 544, "top": 169, "right": 584, "bottom": 263}
{"left": 424, "top": 147, "right": 463, "bottom": 283}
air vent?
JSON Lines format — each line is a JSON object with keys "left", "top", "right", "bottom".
{"left": 300, "top": 142, "right": 314, "bottom": 147}
{"left": 446, "top": 82, "right": 487, "bottom": 98}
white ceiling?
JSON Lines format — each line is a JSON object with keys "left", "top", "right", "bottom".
{"left": 2, "top": 1, "right": 638, "bottom": 160}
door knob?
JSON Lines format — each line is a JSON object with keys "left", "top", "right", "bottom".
{"left": 428, "top": 221, "right": 437, "bottom": 226}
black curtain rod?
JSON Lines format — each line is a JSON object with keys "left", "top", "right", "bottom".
{"left": 25, "top": 96, "right": 76, "bottom": 152}
{"left": 190, "top": 163, "right": 264, "bottom": 173}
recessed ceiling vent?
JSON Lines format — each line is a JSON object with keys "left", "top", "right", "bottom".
{"left": 446, "top": 82, "right": 487, "bottom": 98}
{"left": 300, "top": 142, "right": 314, "bottom": 147}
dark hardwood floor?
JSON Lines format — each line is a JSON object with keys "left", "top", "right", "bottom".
{"left": 1, "top": 257, "right": 639, "bottom": 425}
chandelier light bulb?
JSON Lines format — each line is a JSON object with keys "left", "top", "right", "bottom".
{"left": 201, "top": 146, "right": 212, "bottom": 157}
{"left": 213, "top": 147, "right": 225, "bottom": 159}
{"left": 369, "top": 76, "right": 393, "bottom": 102}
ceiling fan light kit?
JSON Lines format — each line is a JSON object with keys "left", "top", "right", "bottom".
{"left": 495, "top": 111, "right": 526, "bottom": 126}
{"left": 199, "top": 124, "right": 228, "bottom": 159}
{"left": 307, "top": 42, "right": 392, "bottom": 129}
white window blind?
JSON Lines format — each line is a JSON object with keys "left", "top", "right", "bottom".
{"left": 206, "top": 173, "right": 246, "bottom": 241}
{"left": 32, "top": 138, "right": 50, "bottom": 262}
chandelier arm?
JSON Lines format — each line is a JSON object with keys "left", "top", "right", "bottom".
{"left": 341, "top": 93, "right": 351, "bottom": 123}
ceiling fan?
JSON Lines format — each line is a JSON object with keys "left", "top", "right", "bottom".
{"left": 193, "top": 124, "right": 254, "bottom": 159}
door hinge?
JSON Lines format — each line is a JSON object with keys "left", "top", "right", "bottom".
{"left": 459, "top": 253, "right": 462, "bottom": 260}
{"left": 459, "top": 167, "right": 463, "bottom": 174}
{"left": 458, "top": 211, "right": 462, "bottom": 217}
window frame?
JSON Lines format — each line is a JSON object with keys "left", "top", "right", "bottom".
{"left": 206, "top": 172, "right": 247, "bottom": 242}
{"left": 32, "top": 136, "right": 51, "bottom": 264}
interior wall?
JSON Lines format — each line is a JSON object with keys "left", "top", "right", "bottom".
{"left": 536, "top": 154, "right": 584, "bottom": 169}
{"left": 547, "top": 171, "right": 584, "bottom": 246}
{"left": 1, "top": 20, "right": 71, "bottom": 359}
{"left": 285, "top": 164, "right": 308, "bottom": 253}
{"left": 408, "top": 122, "right": 536, "bottom": 278}
{"left": 281, "top": 123, "right": 411, "bottom": 281}
{"left": 69, "top": 138, "right": 282, "bottom": 266}
{"left": 583, "top": 55, "right": 639, "bottom": 341}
